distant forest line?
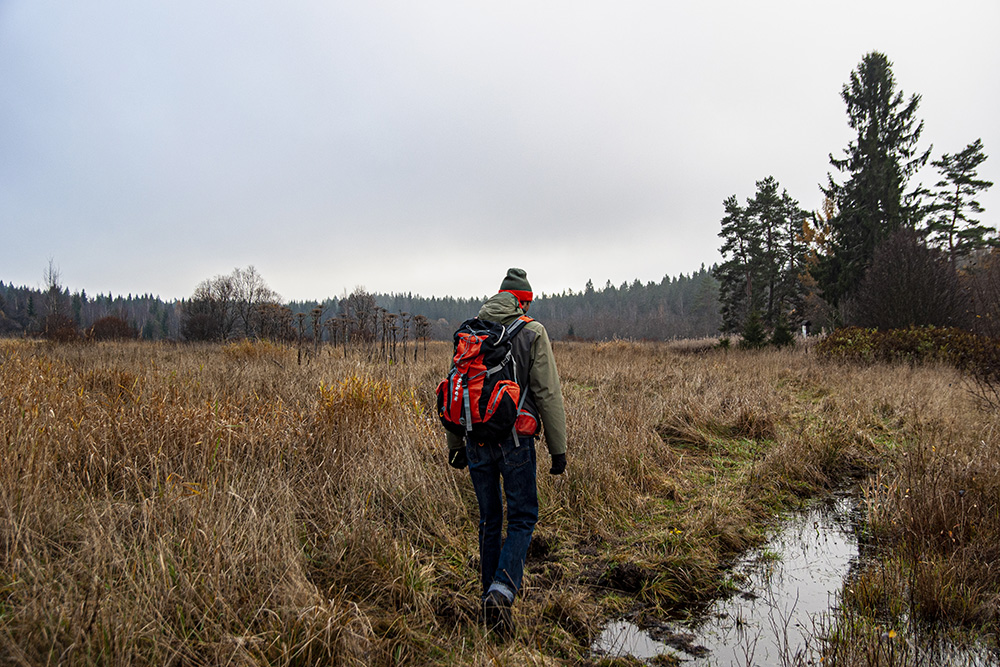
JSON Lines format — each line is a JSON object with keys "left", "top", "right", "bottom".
{"left": 0, "top": 264, "right": 722, "bottom": 343}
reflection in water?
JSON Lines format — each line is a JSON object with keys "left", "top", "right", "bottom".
{"left": 595, "top": 620, "right": 673, "bottom": 661}
{"left": 678, "top": 494, "right": 858, "bottom": 665}
{"left": 593, "top": 493, "right": 858, "bottom": 665}
{"left": 592, "top": 493, "right": 998, "bottom": 665}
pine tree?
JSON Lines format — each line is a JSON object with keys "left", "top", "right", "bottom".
{"left": 778, "top": 189, "right": 810, "bottom": 322}
{"left": 715, "top": 195, "right": 761, "bottom": 332}
{"left": 926, "top": 139, "right": 996, "bottom": 267}
{"left": 819, "top": 51, "right": 930, "bottom": 308}
{"left": 715, "top": 178, "right": 809, "bottom": 332}
{"left": 747, "top": 176, "right": 784, "bottom": 324}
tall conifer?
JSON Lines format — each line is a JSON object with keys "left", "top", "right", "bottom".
{"left": 715, "top": 178, "right": 809, "bottom": 333}
{"left": 715, "top": 195, "right": 761, "bottom": 332}
{"left": 819, "top": 51, "right": 930, "bottom": 308}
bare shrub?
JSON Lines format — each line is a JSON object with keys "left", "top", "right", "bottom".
{"left": 966, "top": 248, "right": 1000, "bottom": 338}
{"left": 848, "top": 228, "right": 971, "bottom": 329}
{"left": 89, "top": 314, "right": 137, "bottom": 340}
{"left": 42, "top": 312, "right": 79, "bottom": 341}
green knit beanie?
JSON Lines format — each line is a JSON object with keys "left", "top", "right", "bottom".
{"left": 499, "top": 268, "right": 533, "bottom": 303}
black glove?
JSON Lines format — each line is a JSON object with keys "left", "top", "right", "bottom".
{"left": 448, "top": 448, "right": 468, "bottom": 469}
{"left": 549, "top": 453, "right": 566, "bottom": 475}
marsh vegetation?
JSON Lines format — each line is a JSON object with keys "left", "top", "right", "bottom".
{"left": 1, "top": 338, "right": 996, "bottom": 665}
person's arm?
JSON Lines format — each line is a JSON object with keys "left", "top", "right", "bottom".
{"left": 528, "top": 325, "right": 567, "bottom": 456}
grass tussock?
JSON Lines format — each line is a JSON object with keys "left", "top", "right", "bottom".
{"left": 0, "top": 338, "right": 997, "bottom": 665}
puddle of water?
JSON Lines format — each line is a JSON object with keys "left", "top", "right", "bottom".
{"left": 595, "top": 620, "right": 674, "bottom": 661}
{"left": 902, "top": 640, "right": 1000, "bottom": 667}
{"left": 593, "top": 493, "right": 999, "bottom": 665}
{"left": 677, "top": 495, "right": 858, "bottom": 665}
{"left": 593, "top": 494, "right": 859, "bottom": 665}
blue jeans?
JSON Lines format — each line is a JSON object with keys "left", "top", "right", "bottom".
{"left": 466, "top": 435, "right": 538, "bottom": 601}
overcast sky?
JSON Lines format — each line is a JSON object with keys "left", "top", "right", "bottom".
{"left": 2, "top": 1, "right": 998, "bottom": 301}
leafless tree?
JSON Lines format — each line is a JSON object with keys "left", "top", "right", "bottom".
{"left": 43, "top": 259, "right": 65, "bottom": 319}
{"left": 848, "top": 228, "right": 970, "bottom": 329}
{"left": 400, "top": 312, "right": 410, "bottom": 364}
{"left": 311, "top": 306, "right": 323, "bottom": 356}
{"left": 256, "top": 302, "right": 294, "bottom": 341}
{"left": 182, "top": 266, "right": 281, "bottom": 341}
{"left": 232, "top": 266, "right": 280, "bottom": 338}
{"left": 295, "top": 312, "right": 307, "bottom": 365}
{"left": 386, "top": 312, "right": 399, "bottom": 363}
{"left": 965, "top": 248, "right": 1000, "bottom": 338}
{"left": 413, "top": 315, "right": 430, "bottom": 361}
{"left": 341, "top": 288, "right": 377, "bottom": 348}
{"left": 39, "top": 259, "right": 78, "bottom": 340}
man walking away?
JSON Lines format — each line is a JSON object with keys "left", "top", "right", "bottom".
{"left": 446, "top": 267, "right": 568, "bottom": 639}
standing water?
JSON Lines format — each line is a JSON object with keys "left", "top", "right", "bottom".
{"left": 594, "top": 492, "right": 999, "bottom": 665}
{"left": 679, "top": 494, "right": 858, "bottom": 665}
{"left": 594, "top": 493, "right": 859, "bottom": 665}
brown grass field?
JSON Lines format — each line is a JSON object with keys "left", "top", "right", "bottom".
{"left": 1, "top": 338, "right": 997, "bottom": 665}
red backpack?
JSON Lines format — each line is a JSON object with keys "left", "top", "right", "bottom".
{"left": 437, "top": 316, "right": 532, "bottom": 445}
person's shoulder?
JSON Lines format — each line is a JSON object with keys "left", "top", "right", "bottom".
{"left": 523, "top": 318, "right": 548, "bottom": 338}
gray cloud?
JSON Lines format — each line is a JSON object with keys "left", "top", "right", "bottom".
{"left": 2, "top": 1, "right": 998, "bottom": 300}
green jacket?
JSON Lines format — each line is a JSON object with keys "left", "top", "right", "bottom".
{"left": 446, "top": 292, "right": 567, "bottom": 457}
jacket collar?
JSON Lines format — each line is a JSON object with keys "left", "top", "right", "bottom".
{"left": 478, "top": 291, "right": 523, "bottom": 323}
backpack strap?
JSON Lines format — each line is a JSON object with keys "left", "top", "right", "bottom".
{"left": 462, "top": 380, "right": 473, "bottom": 436}
{"left": 483, "top": 317, "right": 532, "bottom": 378}
{"left": 510, "top": 357, "right": 528, "bottom": 445}
{"left": 504, "top": 317, "right": 532, "bottom": 444}
{"left": 501, "top": 316, "right": 532, "bottom": 342}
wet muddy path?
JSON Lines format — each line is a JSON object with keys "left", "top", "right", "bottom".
{"left": 594, "top": 492, "right": 858, "bottom": 664}
{"left": 593, "top": 490, "right": 998, "bottom": 665}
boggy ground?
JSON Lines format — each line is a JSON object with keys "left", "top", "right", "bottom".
{"left": 0, "top": 338, "right": 996, "bottom": 665}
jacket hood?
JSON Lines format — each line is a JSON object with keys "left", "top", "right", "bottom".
{"left": 478, "top": 291, "right": 523, "bottom": 323}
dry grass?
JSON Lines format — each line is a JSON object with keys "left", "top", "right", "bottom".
{"left": 0, "top": 338, "right": 996, "bottom": 665}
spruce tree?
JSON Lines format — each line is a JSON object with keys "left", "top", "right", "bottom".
{"left": 769, "top": 314, "right": 795, "bottom": 348}
{"left": 819, "top": 51, "right": 930, "bottom": 308}
{"left": 738, "top": 309, "right": 767, "bottom": 349}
